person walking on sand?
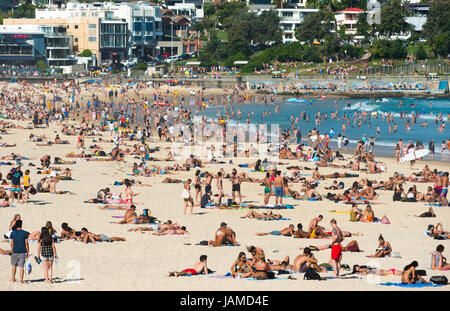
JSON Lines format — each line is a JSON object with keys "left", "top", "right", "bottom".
{"left": 37, "top": 226, "right": 58, "bottom": 284}
{"left": 182, "top": 179, "right": 194, "bottom": 215}
{"left": 330, "top": 219, "right": 343, "bottom": 277}
{"left": 9, "top": 219, "right": 29, "bottom": 284}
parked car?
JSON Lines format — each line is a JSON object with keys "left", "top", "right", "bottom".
{"left": 164, "top": 56, "right": 180, "bottom": 63}
{"left": 178, "top": 53, "right": 190, "bottom": 61}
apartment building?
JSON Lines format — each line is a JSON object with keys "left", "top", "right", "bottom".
{"left": 334, "top": 8, "right": 366, "bottom": 34}
{"left": 5, "top": 2, "right": 128, "bottom": 64}
{"left": 0, "top": 25, "right": 46, "bottom": 65}
{"left": 107, "top": 2, "right": 163, "bottom": 60}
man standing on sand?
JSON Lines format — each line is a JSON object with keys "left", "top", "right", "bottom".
{"left": 10, "top": 219, "right": 29, "bottom": 284}
{"left": 274, "top": 171, "right": 284, "bottom": 205}
{"left": 330, "top": 219, "right": 343, "bottom": 277}
{"left": 167, "top": 255, "right": 208, "bottom": 277}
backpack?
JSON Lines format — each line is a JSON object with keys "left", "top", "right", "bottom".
{"left": 6, "top": 168, "right": 15, "bottom": 180}
{"left": 430, "top": 275, "right": 448, "bottom": 285}
{"left": 303, "top": 268, "right": 322, "bottom": 280}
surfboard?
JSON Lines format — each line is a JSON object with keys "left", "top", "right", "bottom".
{"left": 399, "top": 149, "right": 430, "bottom": 162}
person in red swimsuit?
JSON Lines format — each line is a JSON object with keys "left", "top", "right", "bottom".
{"left": 330, "top": 219, "right": 344, "bottom": 277}
{"left": 167, "top": 255, "right": 209, "bottom": 277}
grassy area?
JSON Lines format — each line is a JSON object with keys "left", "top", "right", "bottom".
{"left": 217, "top": 30, "right": 228, "bottom": 42}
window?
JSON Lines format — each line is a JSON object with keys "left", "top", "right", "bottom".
{"left": 88, "top": 36, "right": 97, "bottom": 42}
{"left": 88, "top": 23, "right": 97, "bottom": 29}
{"left": 75, "top": 38, "right": 78, "bottom": 42}
{"left": 81, "top": 12, "right": 86, "bottom": 17}
{"left": 282, "top": 12, "right": 293, "bottom": 17}
{"left": 75, "top": 25, "right": 78, "bottom": 29}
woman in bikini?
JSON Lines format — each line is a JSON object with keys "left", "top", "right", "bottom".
{"left": 369, "top": 234, "right": 392, "bottom": 257}
{"left": 230, "top": 252, "right": 251, "bottom": 278}
{"left": 182, "top": 179, "right": 194, "bottom": 215}
{"left": 124, "top": 179, "right": 139, "bottom": 208}
{"left": 360, "top": 205, "right": 374, "bottom": 223}
{"left": 352, "top": 265, "right": 402, "bottom": 276}
{"left": 194, "top": 170, "right": 202, "bottom": 203}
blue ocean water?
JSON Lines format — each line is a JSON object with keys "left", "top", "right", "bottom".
{"left": 199, "top": 97, "right": 450, "bottom": 158}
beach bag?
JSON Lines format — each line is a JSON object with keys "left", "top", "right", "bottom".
{"left": 181, "top": 189, "right": 189, "bottom": 199}
{"left": 304, "top": 268, "right": 322, "bottom": 280}
{"left": 430, "top": 275, "right": 448, "bottom": 285}
{"left": 25, "top": 258, "right": 32, "bottom": 275}
{"left": 29, "top": 185, "right": 37, "bottom": 195}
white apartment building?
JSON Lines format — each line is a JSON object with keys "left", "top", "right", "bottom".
{"left": 167, "top": 2, "right": 204, "bottom": 23}
{"left": 334, "top": 8, "right": 366, "bottom": 35}
{"left": 250, "top": 7, "right": 319, "bottom": 43}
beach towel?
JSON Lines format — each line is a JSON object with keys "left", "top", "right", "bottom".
{"left": 258, "top": 218, "right": 291, "bottom": 221}
{"left": 323, "top": 276, "right": 362, "bottom": 280}
{"left": 196, "top": 243, "right": 240, "bottom": 247}
{"left": 250, "top": 204, "right": 294, "bottom": 210}
{"left": 377, "top": 282, "right": 442, "bottom": 288}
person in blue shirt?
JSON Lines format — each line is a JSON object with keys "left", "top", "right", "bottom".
{"left": 10, "top": 219, "right": 29, "bottom": 284}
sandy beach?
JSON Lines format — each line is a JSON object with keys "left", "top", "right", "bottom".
{"left": 0, "top": 81, "right": 449, "bottom": 291}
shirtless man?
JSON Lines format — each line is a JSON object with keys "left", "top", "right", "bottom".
{"left": 292, "top": 247, "right": 323, "bottom": 273}
{"left": 216, "top": 171, "right": 224, "bottom": 205}
{"left": 204, "top": 171, "right": 214, "bottom": 194}
{"left": 330, "top": 219, "right": 344, "bottom": 277}
{"left": 167, "top": 255, "right": 209, "bottom": 277}
{"left": 441, "top": 172, "right": 448, "bottom": 207}
{"left": 208, "top": 222, "right": 238, "bottom": 247}
{"left": 119, "top": 205, "right": 147, "bottom": 224}
{"left": 153, "top": 226, "right": 188, "bottom": 235}
{"left": 255, "top": 224, "right": 295, "bottom": 237}
{"left": 433, "top": 172, "right": 444, "bottom": 202}
{"left": 308, "top": 215, "right": 326, "bottom": 238}
{"left": 230, "top": 168, "right": 243, "bottom": 204}
{"left": 274, "top": 171, "right": 284, "bottom": 205}
{"left": 294, "top": 223, "right": 310, "bottom": 238}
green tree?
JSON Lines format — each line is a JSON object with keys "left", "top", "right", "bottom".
{"left": 422, "top": 0, "right": 450, "bottom": 45}
{"left": 378, "top": 0, "right": 411, "bottom": 37}
{"left": 432, "top": 31, "right": 450, "bottom": 57}
{"left": 295, "top": 10, "right": 335, "bottom": 43}
{"left": 414, "top": 44, "right": 427, "bottom": 60}
{"left": 79, "top": 49, "right": 92, "bottom": 57}
{"left": 133, "top": 63, "right": 148, "bottom": 71}
{"left": 371, "top": 39, "right": 407, "bottom": 59}
{"left": 252, "top": 10, "right": 282, "bottom": 46}
{"left": 36, "top": 60, "right": 47, "bottom": 72}
{"left": 203, "top": 2, "right": 216, "bottom": 17}
{"left": 322, "top": 33, "right": 341, "bottom": 60}
{"left": 11, "top": 3, "right": 36, "bottom": 18}
{"left": 356, "top": 13, "right": 371, "bottom": 37}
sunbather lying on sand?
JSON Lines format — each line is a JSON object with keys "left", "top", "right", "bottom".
{"left": 167, "top": 255, "right": 208, "bottom": 277}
